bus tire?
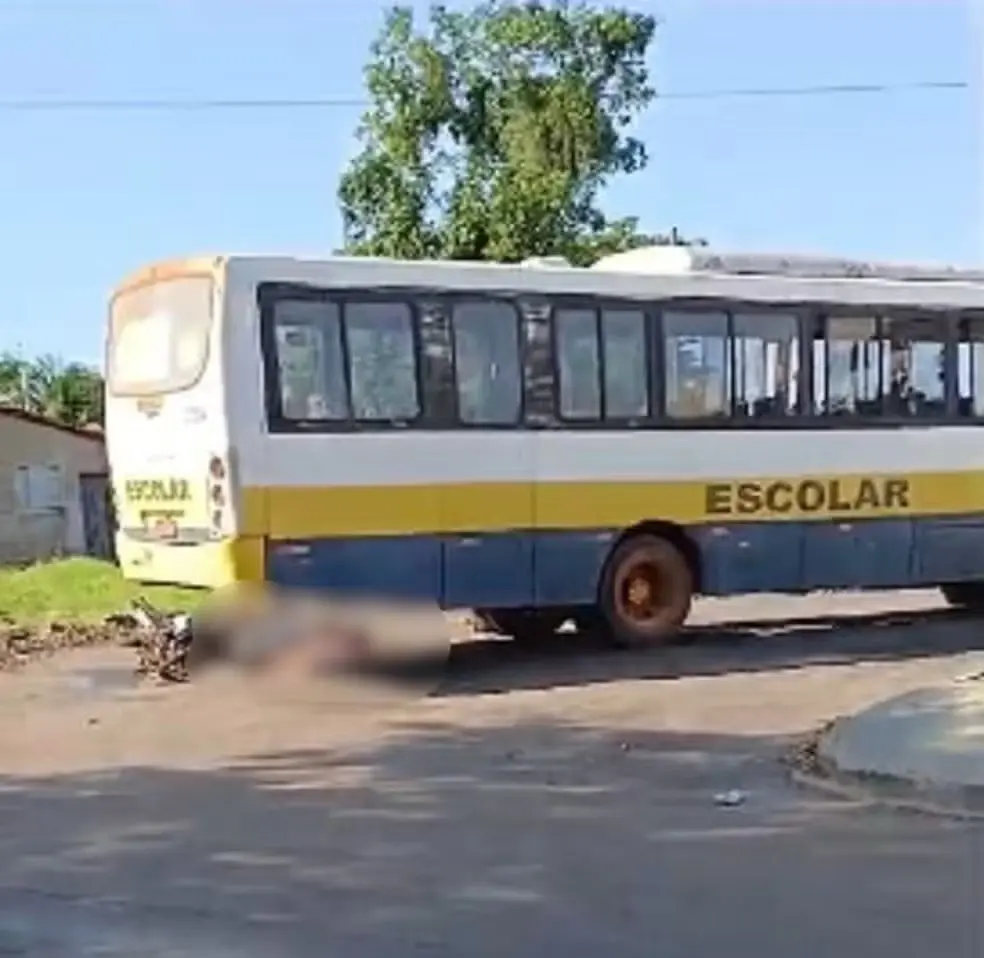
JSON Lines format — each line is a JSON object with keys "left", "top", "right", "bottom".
{"left": 941, "top": 582, "right": 984, "bottom": 610}
{"left": 599, "top": 534, "right": 693, "bottom": 647}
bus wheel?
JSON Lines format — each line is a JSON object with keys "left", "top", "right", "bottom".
{"left": 600, "top": 534, "right": 693, "bottom": 647}
{"left": 941, "top": 582, "right": 984, "bottom": 610}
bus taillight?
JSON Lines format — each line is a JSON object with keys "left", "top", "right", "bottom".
{"left": 208, "top": 453, "right": 231, "bottom": 538}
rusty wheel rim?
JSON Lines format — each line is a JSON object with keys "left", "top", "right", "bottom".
{"left": 615, "top": 559, "right": 668, "bottom": 625}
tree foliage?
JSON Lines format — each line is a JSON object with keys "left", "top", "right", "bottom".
{"left": 0, "top": 353, "right": 104, "bottom": 428}
{"left": 339, "top": 0, "right": 703, "bottom": 266}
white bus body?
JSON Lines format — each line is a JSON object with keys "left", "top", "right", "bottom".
{"left": 105, "top": 249, "right": 984, "bottom": 637}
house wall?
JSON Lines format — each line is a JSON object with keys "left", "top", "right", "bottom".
{"left": 0, "top": 415, "right": 107, "bottom": 564}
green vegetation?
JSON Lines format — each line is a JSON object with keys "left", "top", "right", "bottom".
{"left": 0, "top": 558, "right": 204, "bottom": 625}
{"left": 0, "top": 352, "right": 103, "bottom": 428}
{"left": 338, "top": 0, "right": 704, "bottom": 266}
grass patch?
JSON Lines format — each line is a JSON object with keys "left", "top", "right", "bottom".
{"left": 0, "top": 557, "right": 206, "bottom": 625}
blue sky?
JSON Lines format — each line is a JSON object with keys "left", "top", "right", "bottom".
{"left": 0, "top": 0, "right": 976, "bottom": 367}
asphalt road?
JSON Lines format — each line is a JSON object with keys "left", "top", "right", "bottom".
{"left": 2, "top": 589, "right": 984, "bottom": 957}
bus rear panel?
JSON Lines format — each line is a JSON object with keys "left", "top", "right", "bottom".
{"left": 106, "top": 262, "right": 260, "bottom": 588}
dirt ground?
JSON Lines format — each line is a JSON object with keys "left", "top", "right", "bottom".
{"left": 2, "top": 590, "right": 984, "bottom": 956}
{"left": 1, "top": 589, "right": 979, "bottom": 777}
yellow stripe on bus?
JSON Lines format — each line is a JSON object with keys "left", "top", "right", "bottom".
{"left": 238, "top": 469, "right": 984, "bottom": 539}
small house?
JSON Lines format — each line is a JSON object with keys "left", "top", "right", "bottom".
{"left": 0, "top": 408, "right": 112, "bottom": 564}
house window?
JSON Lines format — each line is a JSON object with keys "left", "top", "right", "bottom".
{"left": 15, "top": 464, "right": 64, "bottom": 511}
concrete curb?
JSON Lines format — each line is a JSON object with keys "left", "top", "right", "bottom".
{"left": 788, "top": 715, "right": 984, "bottom": 821}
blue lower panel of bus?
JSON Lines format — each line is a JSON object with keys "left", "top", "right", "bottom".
{"left": 264, "top": 515, "right": 984, "bottom": 607}
{"left": 265, "top": 531, "right": 613, "bottom": 606}
{"left": 443, "top": 534, "right": 535, "bottom": 607}
{"left": 914, "top": 517, "right": 984, "bottom": 582}
{"left": 694, "top": 518, "right": 917, "bottom": 594}
{"left": 265, "top": 537, "right": 443, "bottom": 601}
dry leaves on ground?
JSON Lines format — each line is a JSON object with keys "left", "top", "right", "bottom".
{"left": 0, "top": 616, "right": 142, "bottom": 672}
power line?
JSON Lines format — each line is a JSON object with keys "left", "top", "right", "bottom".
{"left": 658, "top": 79, "right": 969, "bottom": 100}
{"left": 0, "top": 96, "right": 366, "bottom": 112}
{"left": 0, "top": 79, "right": 969, "bottom": 112}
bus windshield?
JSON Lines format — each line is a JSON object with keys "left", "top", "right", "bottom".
{"left": 108, "top": 275, "right": 214, "bottom": 396}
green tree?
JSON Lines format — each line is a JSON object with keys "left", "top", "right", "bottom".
{"left": 0, "top": 351, "right": 104, "bottom": 428}
{"left": 0, "top": 353, "right": 28, "bottom": 407}
{"left": 44, "top": 361, "right": 105, "bottom": 428}
{"left": 339, "top": 0, "right": 703, "bottom": 266}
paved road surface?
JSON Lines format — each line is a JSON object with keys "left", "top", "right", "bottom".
{"left": 2, "top": 590, "right": 984, "bottom": 956}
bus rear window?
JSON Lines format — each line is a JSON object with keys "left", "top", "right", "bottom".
{"left": 108, "top": 276, "right": 214, "bottom": 396}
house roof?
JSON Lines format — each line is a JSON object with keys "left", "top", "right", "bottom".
{"left": 0, "top": 407, "right": 105, "bottom": 443}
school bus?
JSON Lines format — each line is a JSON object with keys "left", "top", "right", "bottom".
{"left": 105, "top": 246, "right": 984, "bottom": 645}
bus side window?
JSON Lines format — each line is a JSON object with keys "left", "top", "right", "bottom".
{"left": 731, "top": 312, "right": 799, "bottom": 419}
{"left": 344, "top": 301, "right": 419, "bottom": 423}
{"left": 958, "top": 316, "right": 984, "bottom": 417}
{"left": 882, "top": 315, "right": 947, "bottom": 418}
{"left": 451, "top": 301, "right": 522, "bottom": 425}
{"left": 663, "top": 310, "right": 729, "bottom": 419}
{"left": 813, "top": 315, "right": 881, "bottom": 417}
{"left": 273, "top": 300, "right": 349, "bottom": 422}
{"left": 601, "top": 309, "right": 649, "bottom": 420}
{"left": 814, "top": 314, "right": 948, "bottom": 419}
{"left": 555, "top": 308, "right": 601, "bottom": 420}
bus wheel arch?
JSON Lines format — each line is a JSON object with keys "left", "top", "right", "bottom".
{"left": 597, "top": 521, "right": 700, "bottom": 647}
{"left": 609, "top": 520, "right": 702, "bottom": 593}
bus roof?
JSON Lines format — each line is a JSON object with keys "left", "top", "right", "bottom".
{"left": 116, "top": 246, "right": 984, "bottom": 289}
{"left": 112, "top": 247, "right": 984, "bottom": 312}
{"left": 111, "top": 256, "right": 227, "bottom": 300}
{"left": 591, "top": 246, "right": 984, "bottom": 283}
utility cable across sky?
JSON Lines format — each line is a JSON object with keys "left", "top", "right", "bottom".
{"left": 0, "top": 79, "right": 970, "bottom": 112}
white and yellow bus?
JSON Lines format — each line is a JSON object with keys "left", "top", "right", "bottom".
{"left": 105, "top": 246, "right": 984, "bottom": 645}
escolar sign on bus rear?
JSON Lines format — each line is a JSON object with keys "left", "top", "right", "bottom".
{"left": 704, "top": 476, "right": 912, "bottom": 518}
{"left": 123, "top": 478, "right": 192, "bottom": 504}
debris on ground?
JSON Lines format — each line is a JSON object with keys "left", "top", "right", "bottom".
{"left": 104, "top": 612, "right": 145, "bottom": 646}
{"left": 713, "top": 789, "right": 747, "bottom": 807}
{"left": 782, "top": 720, "right": 837, "bottom": 777}
{"left": 3, "top": 592, "right": 451, "bottom": 688}
{"left": 128, "top": 598, "right": 196, "bottom": 684}
{"left": 0, "top": 616, "right": 142, "bottom": 672}
{"left": 0, "top": 597, "right": 190, "bottom": 681}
